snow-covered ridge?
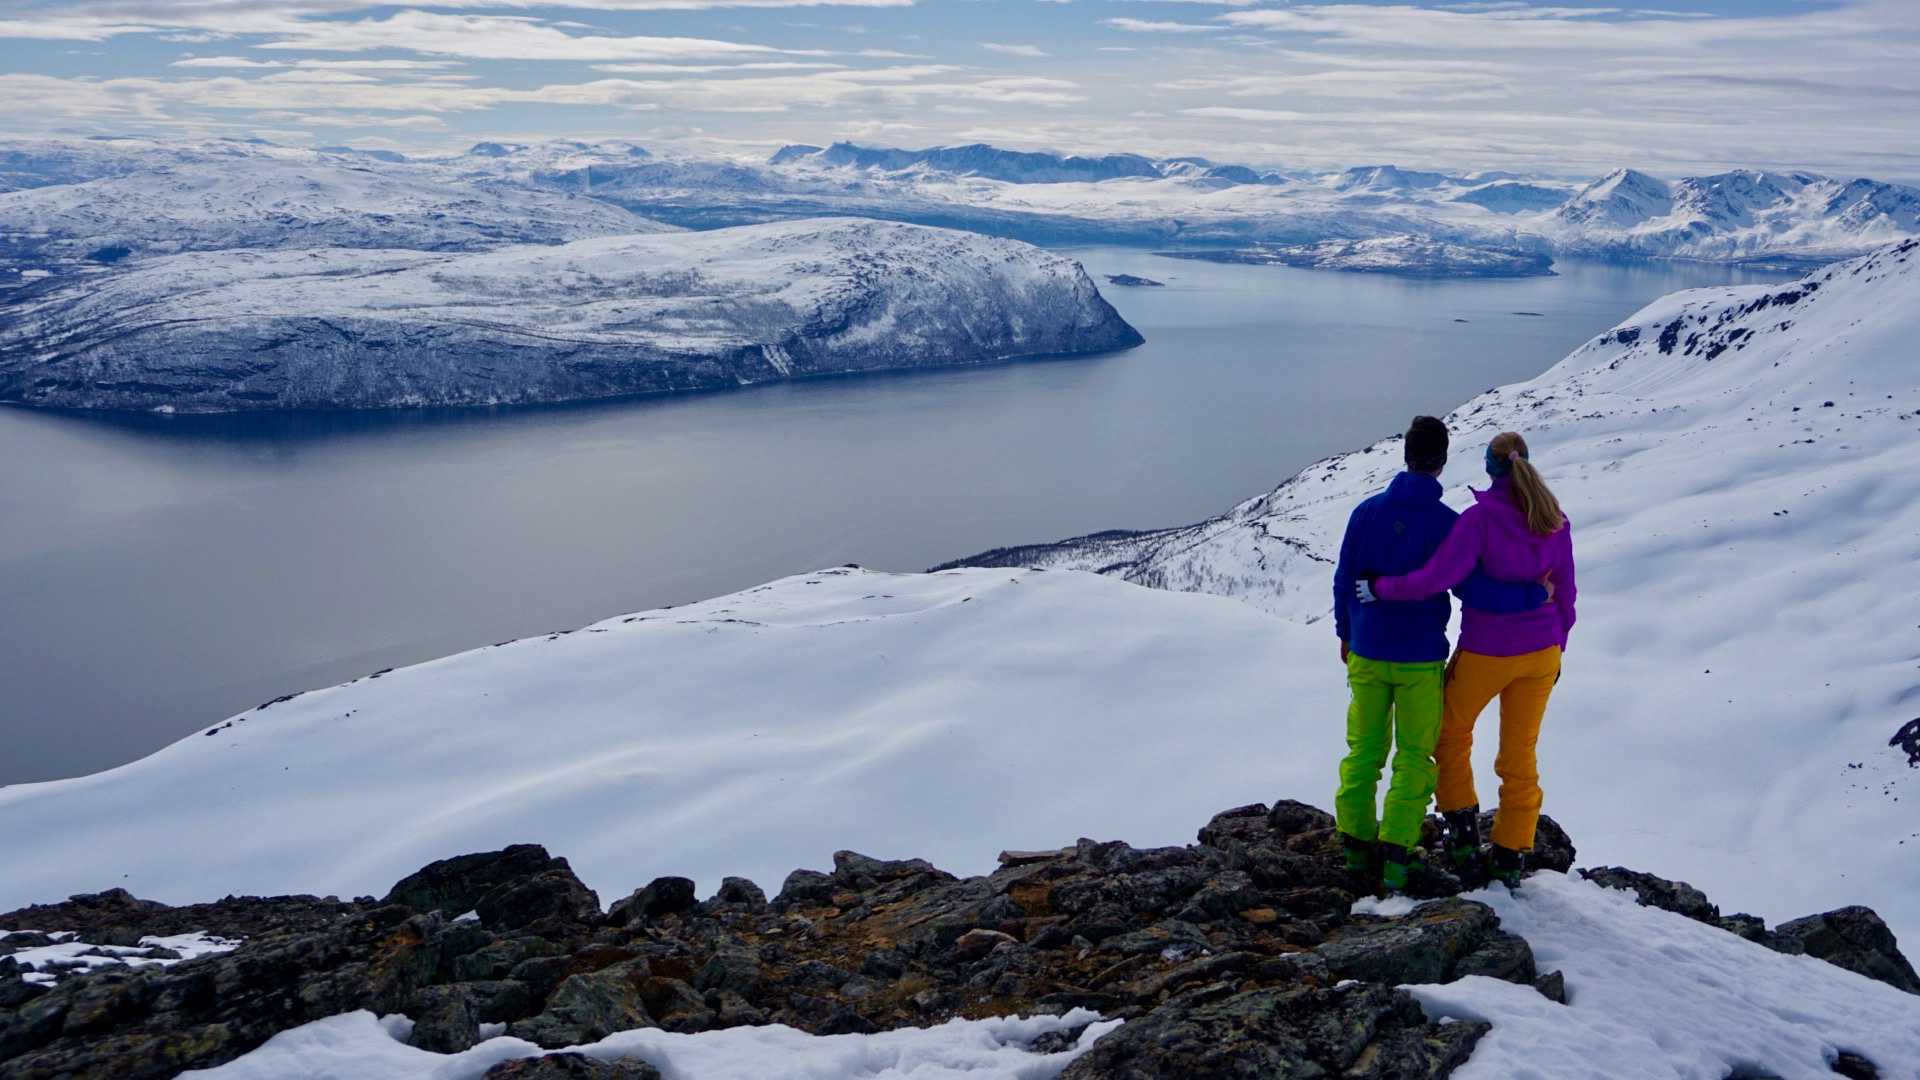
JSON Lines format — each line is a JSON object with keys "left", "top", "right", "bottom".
{"left": 0, "top": 149, "right": 670, "bottom": 278}
{"left": 1157, "top": 236, "right": 1555, "bottom": 278}
{"left": 1547, "top": 168, "right": 1920, "bottom": 262}
{"left": 945, "top": 239, "right": 1920, "bottom": 945}
{"left": 0, "top": 217, "right": 1141, "bottom": 412}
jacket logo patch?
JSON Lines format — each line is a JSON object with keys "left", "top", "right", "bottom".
{"left": 1393, "top": 520, "right": 1407, "bottom": 535}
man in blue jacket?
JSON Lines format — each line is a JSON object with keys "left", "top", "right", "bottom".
{"left": 1332, "top": 416, "right": 1546, "bottom": 893}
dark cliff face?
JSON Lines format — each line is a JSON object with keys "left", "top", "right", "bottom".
{"left": 3, "top": 797, "right": 1907, "bottom": 1079}
{"left": 0, "top": 220, "right": 1144, "bottom": 414}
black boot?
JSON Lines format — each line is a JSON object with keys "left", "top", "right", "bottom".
{"left": 1441, "top": 807, "right": 1485, "bottom": 887}
{"left": 1341, "top": 832, "right": 1380, "bottom": 894}
{"left": 1378, "top": 843, "right": 1412, "bottom": 895}
{"left": 1488, "top": 844, "right": 1526, "bottom": 889}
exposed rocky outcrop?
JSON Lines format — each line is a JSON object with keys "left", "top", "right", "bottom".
{"left": 1578, "top": 868, "right": 1919, "bottom": 996}
{"left": 1775, "top": 908, "right": 1920, "bottom": 995}
{"left": 1, "top": 802, "right": 1911, "bottom": 1078}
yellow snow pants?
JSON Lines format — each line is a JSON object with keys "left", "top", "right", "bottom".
{"left": 1434, "top": 646, "right": 1561, "bottom": 852}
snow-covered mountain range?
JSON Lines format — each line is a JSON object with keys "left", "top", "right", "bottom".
{"left": 0, "top": 218, "right": 1140, "bottom": 412}
{"left": 1158, "top": 236, "right": 1556, "bottom": 278}
{"left": 1545, "top": 168, "right": 1920, "bottom": 263}
{"left": 3, "top": 138, "right": 1915, "bottom": 278}
{"left": 944, "top": 239, "right": 1920, "bottom": 949}
{"left": 447, "top": 138, "right": 1918, "bottom": 263}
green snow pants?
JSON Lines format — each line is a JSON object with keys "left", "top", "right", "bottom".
{"left": 1335, "top": 652, "right": 1446, "bottom": 850}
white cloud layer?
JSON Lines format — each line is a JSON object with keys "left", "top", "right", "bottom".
{"left": 0, "top": 0, "right": 1914, "bottom": 178}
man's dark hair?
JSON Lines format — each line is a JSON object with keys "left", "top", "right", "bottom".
{"left": 1404, "top": 415, "right": 1449, "bottom": 473}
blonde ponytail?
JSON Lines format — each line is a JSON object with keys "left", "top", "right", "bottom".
{"left": 1489, "top": 432, "right": 1565, "bottom": 536}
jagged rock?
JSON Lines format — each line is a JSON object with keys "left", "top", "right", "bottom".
{"left": 832, "top": 852, "right": 950, "bottom": 890}
{"left": 0, "top": 800, "right": 1599, "bottom": 1078}
{"left": 483, "top": 1052, "right": 663, "bottom": 1079}
{"left": 951, "top": 929, "right": 1019, "bottom": 963}
{"left": 1174, "top": 871, "right": 1264, "bottom": 924}
{"left": 1315, "top": 900, "right": 1502, "bottom": 985}
{"left": 1453, "top": 930, "right": 1538, "bottom": 985}
{"left": 508, "top": 959, "right": 656, "bottom": 1049}
{"left": 1267, "top": 800, "right": 1337, "bottom": 837}
{"left": 1580, "top": 867, "right": 1720, "bottom": 924}
{"left": 1831, "top": 1050, "right": 1881, "bottom": 1079}
{"left": 694, "top": 947, "right": 763, "bottom": 996}
{"left": 476, "top": 870, "right": 602, "bottom": 934}
{"left": 385, "top": 846, "right": 561, "bottom": 915}
{"left": 381, "top": 846, "right": 593, "bottom": 930}
{"left": 774, "top": 869, "right": 836, "bottom": 909}
{"left": 0, "top": 893, "right": 359, "bottom": 943}
{"left": 1475, "top": 812, "right": 1577, "bottom": 872}
{"left": 1196, "top": 803, "right": 1271, "bottom": 850}
{"left": 0, "top": 903, "right": 440, "bottom": 1079}
{"left": 0, "top": 971, "right": 47, "bottom": 1009}
{"left": 510, "top": 955, "right": 576, "bottom": 1002}
{"left": 1717, "top": 914, "right": 1806, "bottom": 956}
{"left": 1533, "top": 970, "right": 1567, "bottom": 1004}
{"left": 607, "top": 878, "right": 696, "bottom": 927}
{"left": 455, "top": 937, "right": 557, "bottom": 982}
{"left": 713, "top": 991, "right": 767, "bottom": 1027}
{"left": 408, "top": 984, "right": 482, "bottom": 1053}
{"left": 1057, "top": 982, "right": 1485, "bottom": 1079}
{"left": 711, "top": 878, "right": 767, "bottom": 909}
{"left": 1774, "top": 907, "right": 1920, "bottom": 995}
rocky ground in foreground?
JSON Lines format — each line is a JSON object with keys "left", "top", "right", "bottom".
{"left": 2, "top": 802, "right": 1913, "bottom": 1080}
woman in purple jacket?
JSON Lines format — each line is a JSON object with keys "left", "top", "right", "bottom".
{"left": 1360, "top": 431, "right": 1576, "bottom": 887}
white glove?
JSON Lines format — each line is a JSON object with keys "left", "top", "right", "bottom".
{"left": 1355, "top": 579, "right": 1379, "bottom": 605}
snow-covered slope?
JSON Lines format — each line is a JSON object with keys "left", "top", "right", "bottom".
{"left": 0, "top": 566, "right": 1340, "bottom": 913}
{"left": 0, "top": 218, "right": 1141, "bottom": 412}
{"left": 1411, "top": 874, "right": 1920, "bottom": 1079}
{"left": 0, "top": 152, "right": 667, "bottom": 273}
{"left": 1451, "top": 181, "right": 1574, "bottom": 215}
{"left": 947, "top": 240, "right": 1920, "bottom": 944}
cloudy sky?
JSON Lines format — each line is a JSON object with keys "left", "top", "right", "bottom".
{"left": 2, "top": 0, "right": 1917, "bottom": 179}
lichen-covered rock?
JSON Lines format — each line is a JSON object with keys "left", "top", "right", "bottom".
{"left": 1057, "top": 982, "right": 1486, "bottom": 1079}
{"left": 1315, "top": 899, "right": 1504, "bottom": 985}
{"left": 508, "top": 960, "right": 657, "bottom": 1049}
{"left": 483, "top": 1051, "right": 663, "bottom": 1079}
{"left": 0, "top": 800, "right": 1604, "bottom": 1078}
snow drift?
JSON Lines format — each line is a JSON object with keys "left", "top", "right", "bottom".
{"left": 0, "top": 218, "right": 1142, "bottom": 412}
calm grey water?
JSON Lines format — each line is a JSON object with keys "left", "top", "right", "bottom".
{"left": 0, "top": 251, "right": 1795, "bottom": 784}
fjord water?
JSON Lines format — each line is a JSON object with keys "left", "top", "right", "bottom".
{"left": 0, "top": 251, "right": 1793, "bottom": 783}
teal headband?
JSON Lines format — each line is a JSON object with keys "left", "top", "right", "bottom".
{"left": 1485, "top": 446, "right": 1527, "bottom": 478}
